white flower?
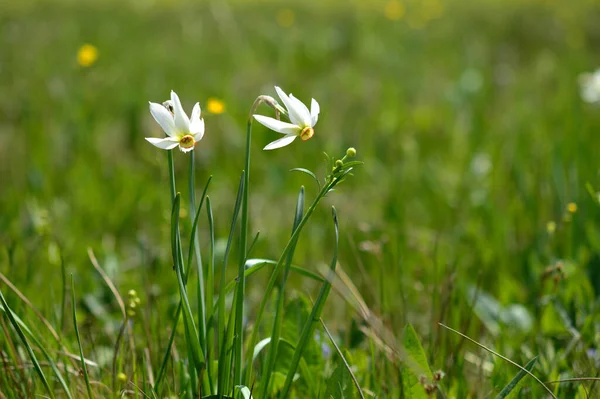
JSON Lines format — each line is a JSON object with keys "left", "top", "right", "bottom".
{"left": 579, "top": 69, "right": 600, "bottom": 104}
{"left": 146, "top": 91, "right": 205, "bottom": 152}
{"left": 253, "top": 86, "right": 320, "bottom": 150}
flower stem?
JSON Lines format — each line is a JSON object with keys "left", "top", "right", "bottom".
{"left": 234, "top": 119, "right": 252, "bottom": 386}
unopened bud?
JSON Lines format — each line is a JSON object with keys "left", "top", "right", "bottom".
{"left": 117, "top": 372, "right": 127, "bottom": 383}
{"left": 128, "top": 289, "right": 137, "bottom": 298}
{"left": 335, "top": 160, "right": 344, "bottom": 168}
{"left": 346, "top": 147, "right": 356, "bottom": 157}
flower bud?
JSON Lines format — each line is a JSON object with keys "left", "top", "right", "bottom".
{"left": 128, "top": 289, "right": 137, "bottom": 298}
{"left": 346, "top": 147, "right": 356, "bottom": 157}
{"left": 117, "top": 372, "right": 127, "bottom": 383}
{"left": 335, "top": 160, "right": 344, "bottom": 168}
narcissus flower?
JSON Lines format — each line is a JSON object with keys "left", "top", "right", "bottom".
{"left": 253, "top": 86, "right": 319, "bottom": 150}
{"left": 146, "top": 91, "right": 205, "bottom": 152}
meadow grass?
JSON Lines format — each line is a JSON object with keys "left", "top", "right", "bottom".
{"left": 2, "top": 0, "right": 600, "bottom": 397}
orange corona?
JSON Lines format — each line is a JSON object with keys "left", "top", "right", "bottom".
{"left": 300, "top": 127, "right": 314, "bottom": 141}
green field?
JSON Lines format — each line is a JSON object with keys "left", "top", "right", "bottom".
{"left": 2, "top": 0, "right": 600, "bottom": 397}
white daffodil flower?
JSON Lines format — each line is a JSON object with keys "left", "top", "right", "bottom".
{"left": 146, "top": 91, "right": 205, "bottom": 153}
{"left": 580, "top": 68, "right": 600, "bottom": 104}
{"left": 253, "top": 86, "right": 320, "bottom": 150}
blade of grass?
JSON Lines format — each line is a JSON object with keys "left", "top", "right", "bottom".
{"left": 438, "top": 323, "right": 556, "bottom": 399}
{"left": 0, "top": 303, "right": 73, "bottom": 398}
{"left": 171, "top": 193, "right": 205, "bottom": 374}
{"left": 320, "top": 318, "right": 366, "bottom": 399}
{"left": 189, "top": 152, "right": 207, "bottom": 355}
{"left": 0, "top": 289, "right": 56, "bottom": 399}
{"left": 70, "top": 276, "right": 93, "bottom": 399}
{"left": 155, "top": 176, "right": 211, "bottom": 394}
{"left": 259, "top": 187, "right": 305, "bottom": 398}
{"left": 495, "top": 357, "right": 538, "bottom": 399}
{"left": 279, "top": 206, "right": 340, "bottom": 398}
{"left": 244, "top": 178, "right": 335, "bottom": 384}
{"left": 217, "top": 172, "right": 244, "bottom": 398}
{"left": 205, "top": 196, "right": 216, "bottom": 395}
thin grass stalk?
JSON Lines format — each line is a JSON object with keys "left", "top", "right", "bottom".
{"left": 259, "top": 187, "right": 305, "bottom": 398}
{"left": 279, "top": 207, "right": 339, "bottom": 398}
{"left": 217, "top": 173, "right": 245, "bottom": 398}
{"left": 70, "top": 277, "right": 94, "bottom": 399}
{"left": 234, "top": 119, "right": 252, "bottom": 386}
{"left": 0, "top": 290, "right": 56, "bottom": 399}
{"left": 205, "top": 197, "right": 215, "bottom": 394}
{"left": 189, "top": 151, "right": 207, "bottom": 353}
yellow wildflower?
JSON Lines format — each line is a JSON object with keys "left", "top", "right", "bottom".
{"left": 207, "top": 98, "right": 226, "bottom": 114}
{"left": 77, "top": 44, "right": 98, "bottom": 67}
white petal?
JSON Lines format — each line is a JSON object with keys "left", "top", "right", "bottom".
{"left": 193, "top": 119, "right": 205, "bottom": 141}
{"left": 190, "top": 103, "right": 201, "bottom": 123}
{"left": 190, "top": 102, "right": 204, "bottom": 134}
{"left": 310, "top": 98, "right": 320, "bottom": 126}
{"left": 149, "top": 102, "right": 177, "bottom": 137}
{"left": 179, "top": 144, "right": 195, "bottom": 153}
{"left": 289, "top": 94, "right": 312, "bottom": 126}
{"left": 263, "top": 135, "right": 297, "bottom": 150}
{"left": 253, "top": 115, "right": 301, "bottom": 135}
{"left": 274, "top": 86, "right": 305, "bottom": 126}
{"left": 171, "top": 91, "right": 190, "bottom": 132}
{"left": 145, "top": 137, "right": 179, "bottom": 150}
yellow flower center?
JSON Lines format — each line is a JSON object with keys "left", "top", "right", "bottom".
{"left": 300, "top": 127, "right": 314, "bottom": 141}
{"left": 180, "top": 134, "right": 196, "bottom": 149}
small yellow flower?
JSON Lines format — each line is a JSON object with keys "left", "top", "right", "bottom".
{"left": 77, "top": 44, "right": 98, "bottom": 67}
{"left": 277, "top": 9, "right": 295, "bottom": 27}
{"left": 207, "top": 98, "right": 226, "bottom": 114}
{"left": 567, "top": 202, "right": 578, "bottom": 213}
{"left": 546, "top": 221, "right": 556, "bottom": 234}
{"left": 384, "top": 1, "right": 405, "bottom": 21}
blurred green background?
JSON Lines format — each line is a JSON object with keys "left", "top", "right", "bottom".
{"left": 2, "top": 0, "right": 600, "bottom": 396}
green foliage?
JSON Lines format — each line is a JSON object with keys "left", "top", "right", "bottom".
{"left": 2, "top": 0, "right": 600, "bottom": 397}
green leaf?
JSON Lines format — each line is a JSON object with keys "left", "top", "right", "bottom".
{"left": 495, "top": 357, "right": 538, "bottom": 399}
{"left": 290, "top": 168, "right": 321, "bottom": 189}
{"left": 401, "top": 324, "right": 432, "bottom": 399}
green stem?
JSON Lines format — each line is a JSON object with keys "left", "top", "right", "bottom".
{"left": 279, "top": 207, "right": 339, "bottom": 398}
{"left": 259, "top": 188, "right": 304, "bottom": 398}
{"left": 244, "top": 178, "right": 337, "bottom": 383}
{"left": 234, "top": 120, "right": 252, "bottom": 386}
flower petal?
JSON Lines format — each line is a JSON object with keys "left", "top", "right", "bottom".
{"left": 274, "top": 86, "right": 305, "bottom": 126}
{"left": 149, "top": 102, "right": 177, "bottom": 137}
{"left": 190, "top": 102, "right": 201, "bottom": 123}
{"left": 171, "top": 90, "right": 190, "bottom": 133}
{"left": 193, "top": 119, "right": 205, "bottom": 141}
{"left": 289, "top": 94, "right": 312, "bottom": 126}
{"left": 254, "top": 115, "right": 301, "bottom": 135}
{"left": 190, "top": 103, "right": 204, "bottom": 135}
{"left": 263, "top": 135, "right": 297, "bottom": 150}
{"left": 145, "top": 137, "right": 179, "bottom": 150}
{"left": 310, "top": 98, "right": 320, "bottom": 126}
